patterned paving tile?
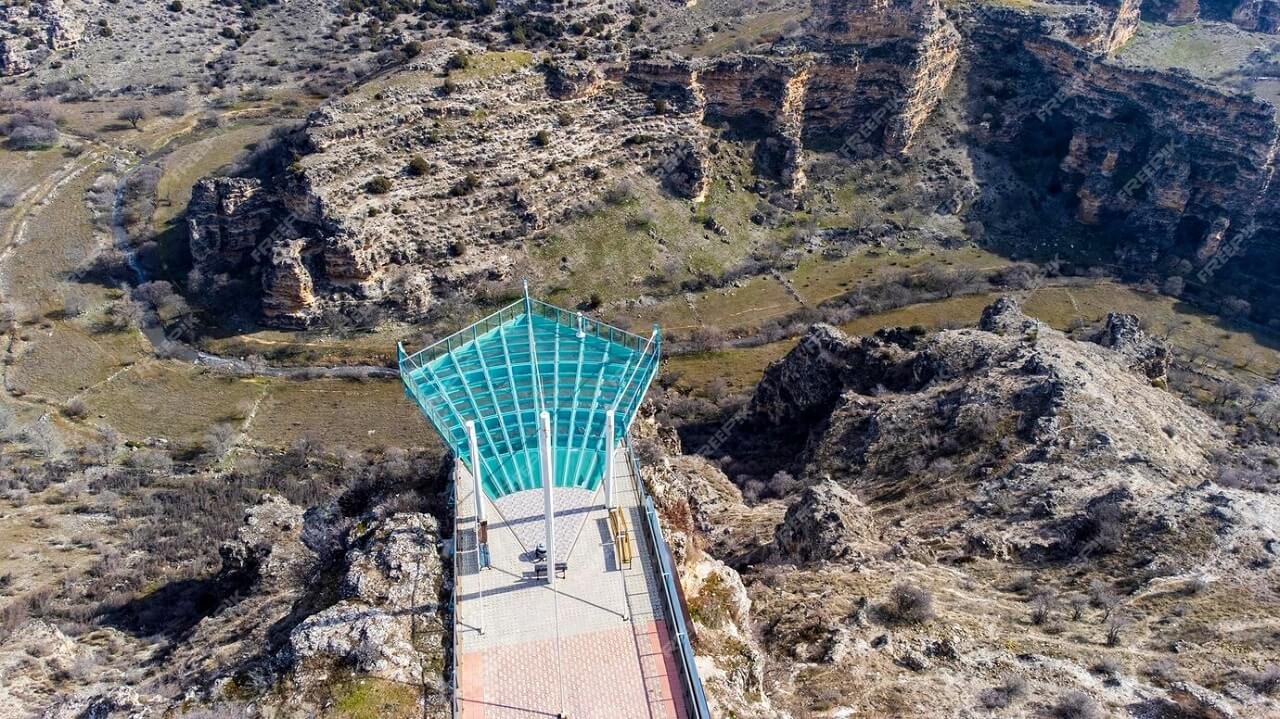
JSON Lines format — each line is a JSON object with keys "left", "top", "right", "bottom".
{"left": 492, "top": 487, "right": 599, "bottom": 563}
{"left": 459, "top": 620, "right": 683, "bottom": 719}
{"left": 454, "top": 449, "right": 689, "bottom": 718}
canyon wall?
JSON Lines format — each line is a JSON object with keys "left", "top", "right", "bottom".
{"left": 185, "top": 0, "right": 1280, "bottom": 328}
{"left": 961, "top": 5, "right": 1280, "bottom": 321}
{"left": 190, "top": 0, "right": 964, "bottom": 327}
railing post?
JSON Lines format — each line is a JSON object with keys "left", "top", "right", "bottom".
{"left": 604, "top": 411, "right": 616, "bottom": 509}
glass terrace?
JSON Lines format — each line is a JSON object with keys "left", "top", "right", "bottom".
{"left": 398, "top": 293, "right": 660, "bottom": 500}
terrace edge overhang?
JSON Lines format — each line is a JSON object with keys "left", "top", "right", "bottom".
{"left": 397, "top": 287, "right": 660, "bottom": 500}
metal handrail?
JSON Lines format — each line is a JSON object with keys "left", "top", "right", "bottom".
{"left": 449, "top": 464, "right": 462, "bottom": 717}
{"left": 400, "top": 296, "right": 656, "bottom": 373}
{"left": 625, "top": 436, "right": 713, "bottom": 719}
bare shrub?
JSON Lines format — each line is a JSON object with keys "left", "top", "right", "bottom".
{"left": 62, "top": 398, "right": 89, "bottom": 419}
{"left": 1252, "top": 665, "right": 1280, "bottom": 696}
{"left": 0, "top": 404, "right": 15, "bottom": 439}
{"left": 1009, "top": 573, "right": 1038, "bottom": 595}
{"left": 63, "top": 293, "right": 89, "bottom": 318}
{"left": 6, "top": 123, "right": 58, "bottom": 150}
{"left": 161, "top": 96, "right": 188, "bottom": 117}
{"left": 1142, "top": 658, "right": 1181, "bottom": 685}
{"left": 1088, "top": 579, "right": 1118, "bottom": 610}
{"left": 1, "top": 599, "right": 28, "bottom": 642}
{"left": 118, "top": 106, "right": 146, "bottom": 129}
{"left": 978, "top": 674, "right": 1029, "bottom": 708}
{"left": 883, "top": 583, "right": 935, "bottom": 625}
{"left": 1104, "top": 614, "right": 1130, "bottom": 646}
{"left": 1030, "top": 589, "right": 1057, "bottom": 626}
{"left": 1052, "top": 691, "right": 1103, "bottom": 719}
{"left": 604, "top": 179, "right": 636, "bottom": 204}
{"left": 202, "top": 424, "right": 238, "bottom": 460}
{"left": 688, "top": 325, "right": 726, "bottom": 352}
{"left": 1092, "top": 656, "right": 1123, "bottom": 679}
{"left": 1068, "top": 593, "right": 1088, "bottom": 621}
{"left": 126, "top": 449, "right": 173, "bottom": 473}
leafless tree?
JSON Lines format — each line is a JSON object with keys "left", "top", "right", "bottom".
{"left": 119, "top": 105, "right": 146, "bottom": 129}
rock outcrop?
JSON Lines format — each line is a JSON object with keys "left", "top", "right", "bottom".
{"left": 636, "top": 422, "right": 779, "bottom": 718}
{"left": 1143, "top": 0, "right": 1280, "bottom": 32}
{"left": 962, "top": 6, "right": 1280, "bottom": 323}
{"left": 0, "top": 0, "right": 82, "bottom": 76}
{"left": 773, "top": 479, "right": 877, "bottom": 563}
{"left": 188, "top": 0, "right": 964, "bottom": 327}
{"left": 87, "top": 494, "right": 451, "bottom": 715}
{"left": 690, "top": 299, "right": 1279, "bottom": 714}
{"left": 1092, "top": 311, "right": 1171, "bottom": 382}
{"left": 544, "top": 59, "right": 604, "bottom": 100}
{"left": 187, "top": 177, "right": 274, "bottom": 274}
{"left": 289, "top": 513, "right": 445, "bottom": 689}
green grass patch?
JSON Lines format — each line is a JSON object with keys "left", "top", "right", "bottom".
{"left": 326, "top": 678, "right": 421, "bottom": 719}
{"left": 451, "top": 49, "right": 536, "bottom": 82}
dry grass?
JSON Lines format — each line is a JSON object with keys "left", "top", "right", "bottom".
{"left": 78, "top": 361, "right": 262, "bottom": 443}
{"left": 788, "top": 245, "right": 1009, "bottom": 306}
{"left": 0, "top": 147, "right": 68, "bottom": 202}
{"left": 662, "top": 274, "right": 1280, "bottom": 401}
{"left": 322, "top": 677, "right": 422, "bottom": 719}
{"left": 666, "top": 343, "right": 792, "bottom": 394}
{"left": 6, "top": 321, "right": 149, "bottom": 404}
{"left": 682, "top": 9, "right": 810, "bottom": 57}
{"left": 693, "top": 275, "right": 802, "bottom": 332}
{"left": 1024, "top": 282, "right": 1280, "bottom": 378}
{"left": 0, "top": 156, "right": 104, "bottom": 318}
{"left": 450, "top": 50, "right": 535, "bottom": 83}
{"left": 0, "top": 498, "right": 115, "bottom": 601}
{"left": 247, "top": 378, "right": 439, "bottom": 451}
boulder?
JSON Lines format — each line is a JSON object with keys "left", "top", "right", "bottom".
{"left": 218, "top": 494, "right": 316, "bottom": 593}
{"left": 1092, "top": 312, "right": 1170, "bottom": 382}
{"left": 774, "top": 480, "right": 875, "bottom": 563}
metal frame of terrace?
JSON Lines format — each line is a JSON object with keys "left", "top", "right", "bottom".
{"left": 399, "top": 290, "right": 660, "bottom": 500}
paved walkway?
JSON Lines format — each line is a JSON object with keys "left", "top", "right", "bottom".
{"left": 455, "top": 446, "right": 687, "bottom": 719}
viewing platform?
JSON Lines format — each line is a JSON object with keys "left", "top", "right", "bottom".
{"left": 399, "top": 286, "right": 709, "bottom": 718}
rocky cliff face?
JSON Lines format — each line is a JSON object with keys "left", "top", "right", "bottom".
{"left": 288, "top": 513, "right": 445, "bottom": 690}
{"left": 31, "top": 494, "right": 452, "bottom": 717}
{"left": 187, "top": 177, "right": 275, "bottom": 274}
{"left": 636, "top": 422, "right": 782, "bottom": 718}
{"left": 187, "top": 0, "right": 963, "bottom": 327}
{"left": 678, "top": 298, "right": 1280, "bottom": 715}
{"left": 183, "top": 38, "right": 709, "bottom": 327}
{"left": 1143, "top": 0, "right": 1280, "bottom": 31}
{"left": 0, "top": 0, "right": 83, "bottom": 76}
{"left": 183, "top": 0, "right": 1280, "bottom": 329}
{"left": 960, "top": 5, "right": 1280, "bottom": 323}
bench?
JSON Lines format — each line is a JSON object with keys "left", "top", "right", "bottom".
{"left": 608, "top": 507, "right": 637, "bottom": 569}
{"left": 534, "top": 561, "right": 568, "bottom": 579}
